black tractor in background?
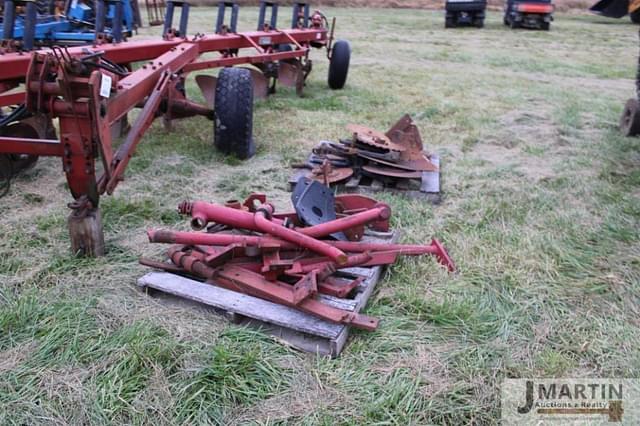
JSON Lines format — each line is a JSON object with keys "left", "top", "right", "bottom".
{"left": 445, "top": 0, "right": 487, "bottom": 28}
{"left": 504, "top": 0, "right": 554, "bottom": 29}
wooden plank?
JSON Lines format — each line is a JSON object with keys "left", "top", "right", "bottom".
{"left": 138, "top": 272, "right": 344, "bottom": 339}
{"left": 237, "top": 318, "right": 335, "bottom": 356}
{"left": 317, "top": 294, "right": 357, "bottom": 311}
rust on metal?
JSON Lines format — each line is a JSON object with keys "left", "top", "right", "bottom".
{"left": 143, "top": 192, "right": 455, "bottom": 330}
{"left": 346, "top": 123, "right": 407, "bottom": 152}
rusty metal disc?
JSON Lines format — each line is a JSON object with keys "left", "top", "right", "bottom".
{"left": 358, "top": 152, "right": 438, "bottom": 172}
{"left": 346, "top": 124, "right": 406, "bottom": 152}
{"left": 362, "top": 165, "right": 423, "bottom": 179}
{"left": 306, "top": 167, "right": 353, "bottom": 184}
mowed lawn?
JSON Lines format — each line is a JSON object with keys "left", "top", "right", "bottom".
{"left": 1, "top": 7, "right": 639, "bottom": 425}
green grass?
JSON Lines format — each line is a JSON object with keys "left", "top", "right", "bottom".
{"left": 0, "top": 6, "right": 639, "bottom": 425}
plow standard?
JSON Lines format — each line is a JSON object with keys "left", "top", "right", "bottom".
{"left": 0, "top": 1, "right": 351, "bottom": 256}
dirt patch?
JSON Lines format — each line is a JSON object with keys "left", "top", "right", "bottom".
{"left": 475, "top": 104, "right": 561, "bottom": 181}
{"left": 0, "top": 342, "right": 38, "bottom": 374}
{"left": 227, "top": 364, "right": 348, "bottom": 424}
{"left": 372, "top": 343, "right": 455, "bottom": 398}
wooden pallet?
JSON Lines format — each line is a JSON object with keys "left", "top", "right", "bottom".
{"left": 137, "top": 231, "right": 398, "bottom": 357}
{"left": 288, "top": 155, "right": 441, "bottom": 202}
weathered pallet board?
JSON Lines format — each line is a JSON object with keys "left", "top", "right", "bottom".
{"left": 137, "top": 231, "right": 399, "bottom": 357}
{"left": 288, "top": 155, "right": 441, "bottom": 203}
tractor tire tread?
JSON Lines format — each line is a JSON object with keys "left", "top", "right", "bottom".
{"left": 214, "top": 67, "right": 255, "bottom": 160}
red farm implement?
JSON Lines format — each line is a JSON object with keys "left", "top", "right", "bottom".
{"left": 0, "top": 0, "right": 352, "bottom": 256}
{"left": 141, "top": 188, "right": 455, "bottom": 331}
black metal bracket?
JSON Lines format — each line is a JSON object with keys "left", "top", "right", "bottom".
{"left": 163, "top": 0, "right": 190, "bottom": 38}
{"left": 215, "top": 1, "right": 239, "bottom": 34}
{"left": 257, "top": 1, "right": 278, "bottom": 31}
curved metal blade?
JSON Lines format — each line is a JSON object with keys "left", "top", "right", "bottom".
{"left": 279, "top": 62, "right": 300, "bottom": 88}
{"left": 362, "top": 165, "right": 422, "bottom": 179}
{"left": 245, "top": 68, "right": 269, "bottom": 99}
{"left": 195, "top": 75, "right": 217, "bottom": 108}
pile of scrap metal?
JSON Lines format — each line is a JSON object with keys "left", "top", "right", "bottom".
{"left": 290, "top": 115, "right": 440, "bottom": 197}
{"left": 141, "top": 180, "right": 455, "bottom": 330}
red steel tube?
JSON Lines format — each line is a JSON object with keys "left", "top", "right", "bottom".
{"left": 300, "top": 203, "right": 391, "bottom": 238}
{"left": 180, "top": 200, "right": 389, "bottom": 238}
{"left": 253, "top": 207, "right": 348, "bottom": 265}
{"left": 147, "top": 229, "right": 298, "bottom": 250}
{"left": 180, "top": 201, "right": 264, "bottom": 231}
{"left": 147, "top": 229, "right": 454, "bottom": 272}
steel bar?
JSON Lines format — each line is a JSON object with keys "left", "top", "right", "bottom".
{"left": 0, "top": 137, "right": 63, "bottom": 156}
{"left": 301, "top": 204, "right": 390, "bottom": 238}
{"left": 147, "top": 229, "right": 453, "bottom": 271}
{"left": 253, "top": 205, "right": 348, "bottom": 265}
{"left": 0, "top": 28, "right": 327, "bottom": 82}
{"left": 166, "top": 247, "right": 378, "bottom": 330}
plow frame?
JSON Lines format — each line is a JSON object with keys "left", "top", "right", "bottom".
{"left": 0, "top": 2, "right": 339, "bottom": 256}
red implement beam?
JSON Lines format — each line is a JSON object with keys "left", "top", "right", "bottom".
{"left": 0, "top": 28, "right": 326, "bottom": 83}
{"left": 183, "top": 49, "right": 309, "bottom": 73}
{"left": 106, "top": 43, "right": 200, "bottom": 124}
{"left": 0, "top": 91, "right": 26, "bottom": 108}
{"left": 105, "top": 71, "right": 173, "bottom": 193}
{"left": 0, "top": 137, "right": 63, "bottom": 156}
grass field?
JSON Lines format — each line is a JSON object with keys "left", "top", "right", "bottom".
{"left": 1, "top": 7, "right": 640, "bottom": 425}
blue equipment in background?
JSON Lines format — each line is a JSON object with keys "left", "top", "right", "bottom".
{"left": 0, "top": 0, "right": 138, "bottom": 50}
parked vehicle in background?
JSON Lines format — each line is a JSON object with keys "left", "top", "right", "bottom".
{"left": 504, "top": 0, "right": 554, "bottom": 30}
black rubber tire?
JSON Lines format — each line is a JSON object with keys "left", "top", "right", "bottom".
{"left": 475, "top": 18, "right": 484, "bottom": 28}
{"left": 445, "top": 18, "right": 454, "bottom": 28}
{"left": 328, "top": 40, "right": 351, "bottom": 90}
{"left": 631, "top": 9, "right": 640, "bottom": 24}
{"left": 541, "top": 21, "right": 550, "bottom": 31}
{"left": 620, "top": 98, "right": 640, "bottom": 136}
{"left": 214, "top": 67, "right": 255, "bottom": 160}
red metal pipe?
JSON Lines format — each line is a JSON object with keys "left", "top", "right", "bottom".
{"left": 0, "top": 28, "right": 327, "bottom": 82}
{"left": 253, "top": 206, "right": 348, "bottom": 265}
{"left": 147, "top": 229, "right": 298, "bottom": 250}
{"left": 179, "top": 200, "right": 388, "bottom": 239}
{"left": 0, "top": 137, "right": 62, "bottom": 156}
{"left": 300, "top": 203, "right": 391, "bottom": 238}
{"left": 0, "top": 91, "right": 26, "bottom": 108}
{"left": 147, "top": 229, "right": 454, "bottom": 271}
{"left": 178, "top": 200, "right": 265, "bottom": 231}
{"left": 331, "top": 239, "right": 455, "bottom": 271}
